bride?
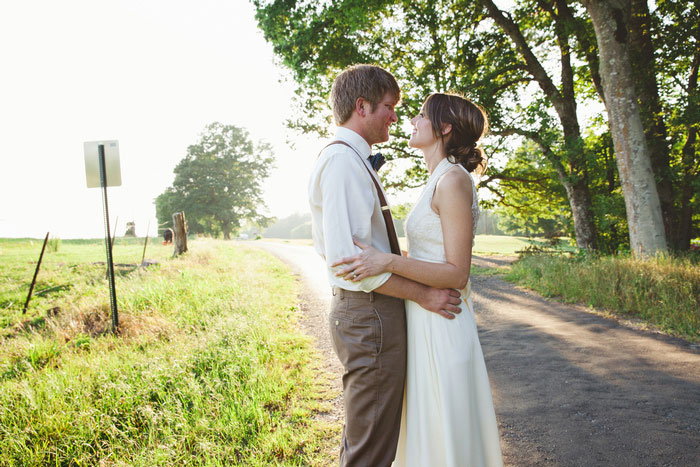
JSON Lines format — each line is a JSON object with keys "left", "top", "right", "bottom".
{"left": 332, "top": 92, "right": 503, "bottom": 466}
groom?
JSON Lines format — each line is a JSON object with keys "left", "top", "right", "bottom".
{"left": 308, "top": 64, "right": 462, "bottom": 466}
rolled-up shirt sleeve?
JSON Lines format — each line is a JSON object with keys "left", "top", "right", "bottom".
{"left": 317, "top": 151, "right": 392, "bottom": 292}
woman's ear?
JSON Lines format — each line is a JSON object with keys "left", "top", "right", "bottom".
{"left": 441, "top": 123, "right": 452, "bottom": 136}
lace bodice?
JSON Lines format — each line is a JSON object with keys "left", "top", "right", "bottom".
{"left": 405, "top": 157, "right": 480, "bottom": 263}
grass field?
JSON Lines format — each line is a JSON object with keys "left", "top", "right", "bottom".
{"left": 0, "top": 238, "right": 338, "bottom": 466}
{"left": 471, "top": 235, "right": 574, "bottom": 255}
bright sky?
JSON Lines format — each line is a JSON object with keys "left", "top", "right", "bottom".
{"left": 0, "top": 0, "right": 319, "bottom": 239}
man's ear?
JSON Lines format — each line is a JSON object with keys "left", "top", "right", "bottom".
{"left": 355, "top": 97, "right": 367, "bottom": 117}
{"left": 441, "top": 123, "right": 452, "bottom": 136}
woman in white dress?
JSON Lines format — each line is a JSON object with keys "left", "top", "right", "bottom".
{"left": 332, "top": 92, "right": 503, "bottom": 467}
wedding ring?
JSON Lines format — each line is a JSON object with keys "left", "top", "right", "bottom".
{"left": 352, "top": 272, "right": 358, "bottom": 279}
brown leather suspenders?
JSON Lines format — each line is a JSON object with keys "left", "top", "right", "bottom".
{"left": 322, "top": 141, "right": 402, "bottom": 256}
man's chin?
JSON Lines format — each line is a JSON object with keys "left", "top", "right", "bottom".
{"left": 367, "top": 128, "right": 390, "bottom": 145}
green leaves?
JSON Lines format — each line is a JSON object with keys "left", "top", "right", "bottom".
{"left": 155, "top": 123, "right": 274, "bottom": 239}
{"left": 253, "top": 0, "right": 699, "bottom": 250}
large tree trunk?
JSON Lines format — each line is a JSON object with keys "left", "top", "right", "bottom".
{"left": 172, "top": 211, "right": 188, "bottom": 256}
{"left": 582, "top": 0, "right": 667, "bottom": 256}
{"left": 561, "top": 174, "right": 597, "bottom": 250}
{"left": 628, "top": 0, "right": 677, "bottom": 247}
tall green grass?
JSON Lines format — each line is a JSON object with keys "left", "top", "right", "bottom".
{"left": 1, "top": 237, "right": 167, "bottom": 325}
{"left": 506, "top": 253, "right": 700, "bottom": 341}
{"left": 0, "top": 238, "right": 338, "bottom": 466}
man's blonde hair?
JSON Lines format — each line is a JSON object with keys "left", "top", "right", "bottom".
{"left": 330, "top": 65, "right": 400, "bottom": 125}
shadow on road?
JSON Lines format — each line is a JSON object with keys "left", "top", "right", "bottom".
{"left": 473, "top": 274, "right": 700, "bottom": 466}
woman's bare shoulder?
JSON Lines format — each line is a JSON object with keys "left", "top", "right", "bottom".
{"left": 437, "top": 165, "right": 473, "bottom": 194}
{"left": 433, "top": 165, "right": 473, "bottom": 212}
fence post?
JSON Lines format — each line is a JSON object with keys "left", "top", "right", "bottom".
{"left": 23, "top": 232, "right": 50, "bottom": 314}
{"left": 141, "top": 220, "right": 151, "bottom": 265}
{"left": 173, "top": 211, "right": 188, "bottom": 256}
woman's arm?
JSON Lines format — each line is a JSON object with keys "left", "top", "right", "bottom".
{"left": 333, "top": 167, "right": 474, "bottom": 289}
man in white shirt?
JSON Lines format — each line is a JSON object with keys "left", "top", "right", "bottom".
{"left": 308, "top": 64, "right": 462, "bottom": 466}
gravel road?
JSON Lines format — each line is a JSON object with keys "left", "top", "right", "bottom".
{"left": 253, "top": 241, "right": 700, "bottom": 467}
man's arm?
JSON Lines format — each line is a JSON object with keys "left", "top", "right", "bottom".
{"left": 374, "top": 274, "right": 462, "bottom": 320}
{"left": 318, "top": 149, "right": 391, "bottom": 292}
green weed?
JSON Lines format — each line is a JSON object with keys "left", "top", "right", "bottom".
{"left": 47, "top": 236, "right": 61, "bottom": 253}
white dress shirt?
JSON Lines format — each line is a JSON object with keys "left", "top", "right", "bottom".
{"left": 308, "top": 127, "right": 393, "bottom": 292}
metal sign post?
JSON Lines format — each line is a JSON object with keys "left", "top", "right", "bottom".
{"left": 84, "top": 140, "right": 121, "bottom": 333}
{"left": 98, "top": 144, "right": 119, "bottom": 332}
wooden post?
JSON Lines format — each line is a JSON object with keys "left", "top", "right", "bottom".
{"left": 141, "top": 220, "right": 151, "bottom": 265}
{"left": 111, "top": 216, "right": 118, "bottom": 250}
{"left": 172, "top": 211, "right": 188, "bottom": 256}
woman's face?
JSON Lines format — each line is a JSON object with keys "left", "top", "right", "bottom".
{"left": 408, "top": 108, "right": 437, "bottom": 149}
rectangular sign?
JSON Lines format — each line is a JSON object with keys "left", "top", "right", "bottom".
{"left": 84, "top": 140, "right": 122, "bottom": 188}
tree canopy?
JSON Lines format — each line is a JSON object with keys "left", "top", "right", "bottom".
{"left": 253, "top": 0, "right": 699, "bottom": 254}
{"left": 155, "top": 123, "right": 274, "bottom": 239}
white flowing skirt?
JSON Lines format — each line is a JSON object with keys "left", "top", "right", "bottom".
{"left": 392, "top": 287, "right": 503, "bottom": 467}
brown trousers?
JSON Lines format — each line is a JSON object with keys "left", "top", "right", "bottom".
{"left": 329, "top": 288, "right": 407, "bottom": 467}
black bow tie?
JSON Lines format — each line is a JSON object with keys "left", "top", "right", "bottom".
{"left": 368, "top": 153, "right": 385, "bottom": 172}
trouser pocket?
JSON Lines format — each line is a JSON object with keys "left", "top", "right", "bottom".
{"left": 330, "top": 311, "right": 383, "bottom": 368}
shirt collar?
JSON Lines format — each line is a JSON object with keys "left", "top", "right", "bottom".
{"left": 334, "top": 127, "right": 371, "bottom": 158}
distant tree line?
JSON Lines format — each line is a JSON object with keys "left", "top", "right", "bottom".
{"left": 253, "top": 0, "right": 699, "bottom": 256}
{"left": 262, "top": 213, "right": 312, "bottom": 239}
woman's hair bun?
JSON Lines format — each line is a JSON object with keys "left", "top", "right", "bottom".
{"left": 464, "top": 146, "right": 485, "bottom": 173}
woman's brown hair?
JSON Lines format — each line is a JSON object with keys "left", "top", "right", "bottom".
{"left": 423, "top": 92, "right": 488, "bottom": 174}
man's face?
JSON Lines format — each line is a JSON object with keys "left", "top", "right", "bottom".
{"left": 364, "top": 92, "right": 398, "bottom": 145}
